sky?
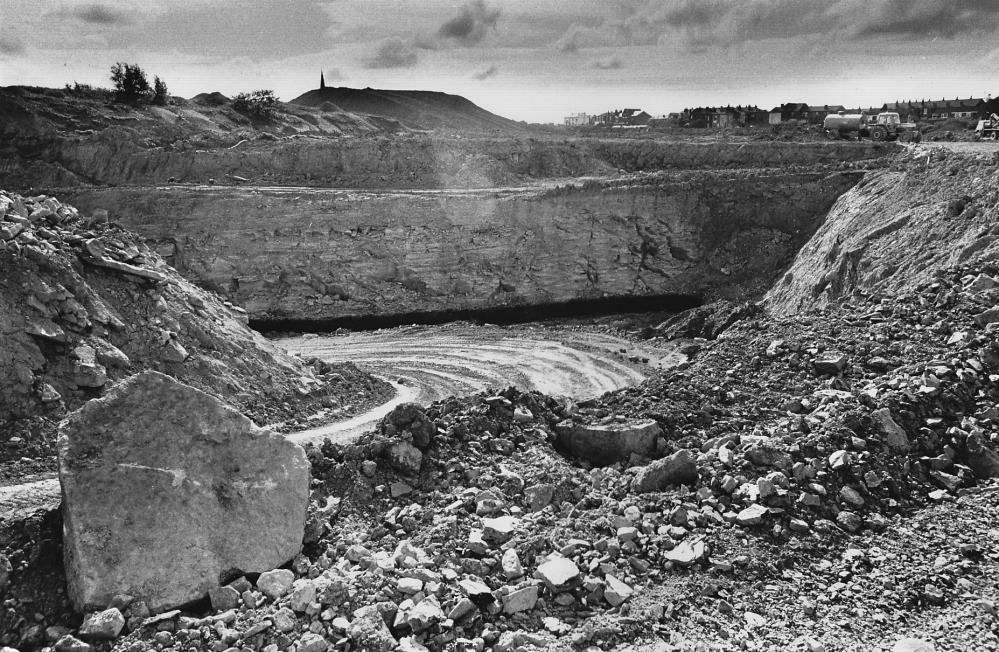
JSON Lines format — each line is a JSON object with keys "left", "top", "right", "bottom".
{"left": 3, "top": 0, "right": 999, "bottom": 123}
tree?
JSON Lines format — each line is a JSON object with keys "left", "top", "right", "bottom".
{"left": 232, "top": 90, "right": 277, "bottom": 118}
{"left": 152, "top": 76, "right": 168, "bottom": 105}
{"left": 110, "top": 62, "right": 151, "bottom": 104}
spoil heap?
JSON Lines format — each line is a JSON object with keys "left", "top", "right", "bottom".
{"left": 42, "top": 256, "right": 992, "bottom": 652}
{"left": 0, "top": 190, "right": 390, "bottom": 481}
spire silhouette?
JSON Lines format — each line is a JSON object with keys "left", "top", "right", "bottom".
{"left": 320, "top": 71, "right": 326, "bottom": 90}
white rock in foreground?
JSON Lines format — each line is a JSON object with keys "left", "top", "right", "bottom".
{"left": 58, "top": 371, "right": 310, "bottom": 613}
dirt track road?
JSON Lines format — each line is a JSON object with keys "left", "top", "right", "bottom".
{"left": 280, "top": 324, "right": 675, "bottom": 445}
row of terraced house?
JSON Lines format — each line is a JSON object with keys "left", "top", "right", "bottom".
{"left": 673, "top": 96, "right": 999, "bottom": 128}
{"left": 565, "top": 96, "right": 999, "bottom": 128}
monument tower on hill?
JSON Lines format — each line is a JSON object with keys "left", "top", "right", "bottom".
{"left": 320, "top": 71, "right": 325, "bottom": 89}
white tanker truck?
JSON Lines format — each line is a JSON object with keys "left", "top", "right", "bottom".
{"left": 823, "top": 111, "right": 921, "bottom": 142}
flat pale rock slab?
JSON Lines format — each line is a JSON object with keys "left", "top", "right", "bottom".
{"left": 58, "top": 371, "right": 310, "bottom": 613}
{"left": 555, "top": 419, "right": 660, "bottom": 465}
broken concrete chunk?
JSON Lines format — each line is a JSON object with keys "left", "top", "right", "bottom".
{"left": 58, "top": 371, "right": 310, "bottom": 613}
{"left": 555, "top": 418, "right": 660, "bottom": 465}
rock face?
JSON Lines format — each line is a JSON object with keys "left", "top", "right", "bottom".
{"left": 62, "top": 170, "right": 862, "bottom": 321}
{"left": 58, "top": 371, "right": 310, "bottom": 613}
{"left": 0, "top": 189, "right": 385, "bottom": 431}
{"left": 555, "top": 418, "right": 661, "bottom": 465}
{"left": 766, "top": 148, "right": 999, "bottom": 316}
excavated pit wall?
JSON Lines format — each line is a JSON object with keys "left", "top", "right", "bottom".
{"left": 3, "top": 135, "right": 893, "bottom": 189}
{"left": 61, "top": 170, "right": 864, "bottom": 322}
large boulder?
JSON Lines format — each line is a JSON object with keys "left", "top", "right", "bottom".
{"left": 58, "top": 371, "right": 310, "bottom": 613}
{"left": 555, "top": 419, "right": 660, "bottom": 465}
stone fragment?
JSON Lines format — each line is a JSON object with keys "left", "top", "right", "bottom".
{"left": 814, "top": 354, "right": 848, "bottom": 375}
{"left": 387, "top": 441, "right": 423, "bottom": 476}
{"left": 54, "top": 635, "right": 91, "bottom": 652}
{"left": 744, "top": 442, "right": 793, "bottom": 468}
{"left": 287, "top": 578, "right": 317, "bottom": 612}
{"left": 736, "top": 504, "right": 768, "bottom": 526}
{"left": 534, "top": 556, "right": 580, "bottom": 593}
{"left": 839, "top": 486, "right": 865, "bottom": 507}
{"left": 836, "top": 511, "right": 863, "bottom": 533}
{"left": 448, "top": 597, "right": 476, "bottom": 621}
{"left": 481, "top": 516, "right": 518, "bottom": 544}
{"left": 71, "top": 345, "right": 107, "bottom": 388}
{"left": 209, "top": 586, "right": 240, "bottom": 612}
{"left": 297, "top": 633, "right": 328, "bottom": 652}
{"left": 397, "top": 577, "right": 424, "bottom": 594}
{"left": 78, "top": 609, "right": 125, "bottom": 640}
{"left": 665, "top": 538, "right": 707, "bottom": 567}
{"left": 272, "top": 607, "right": 296, "bottom": 632}
{"left": 632, "top": 449, "right": 698, "bottom": 492}
{"left": 871, "top": 408, "right": 910, "bottom": 452}
{"left": 967, "top": 273, "right": 998, "bottom": 293}
{"left": 58, "top": 371, "right": 310, "bottom": 613}
{"left": 501, "top": 585, "right": 538, "bottom": 614}
{"left": 347, "top": 612, "right": 397, "bottom": 651}
{"left": 501, "top": 548, "right": 524, "bottom": 580}
{"left": 555, "top": 418, "right": 660, "bottom": 464}
{"left": 407, "top": 596, "right": 444, "bottom": 633}
{"left": 974, "top": 307, "right": 999, "bottom": 328}
{"left": 603, "top": 575, "right": 633, "bottom": 607}
{"left": 381, "top": 403, "right": 435, "bottom": 449}
{"left": 524, "top": 484, "right": 554, "bottom": 511}
{"left": 257, "top": 569, "right": 295, "bottom": 601}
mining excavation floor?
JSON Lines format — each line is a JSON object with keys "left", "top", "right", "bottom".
{"left": 281, "top": 323, "right": 679, "bottom": 444}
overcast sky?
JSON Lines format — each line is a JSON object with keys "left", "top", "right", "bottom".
{"left": 3, "top": 0, "right": 999, "bottom": 123}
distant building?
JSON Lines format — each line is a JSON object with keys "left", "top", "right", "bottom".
{"left": 680, "top": 105, "right": 767, "bottom": 128}
{"left": 593, "top": 108, "right": 651, "bottom": 127}
{"left": 805, "top": 105, "right": 846, "bottom": 124}
{"left": 320, "top": 71, "right": 326, "bottom": 89}
{"left": 769, "top": 103, "right": 809, "bottom": 123}
{"left": 563, "top": 112, "right": 590, "bottom": 126}
{"left": 882, "top": 97, "right": 988, "bottom": 121}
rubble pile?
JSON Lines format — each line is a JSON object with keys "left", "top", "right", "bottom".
{"left": 0, "top": 189, "right": 390, "bottom": 479}
{"left": 37, "top": 257, "right": 992, "bottom": 652}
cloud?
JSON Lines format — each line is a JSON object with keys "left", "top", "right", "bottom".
{"left": 438, "top": 0, "right": 500, "bottom": 45}
{"left": 68, "top": 4, "right": 132, "bottom": 25}
{"left": 555, "top": 0, "right": 999, "bottom": 52}
{"left": 472, "top": 64, "right": 498, "bottom": 80}
{"left": 365, "top": 36, "right": 419, "bottom": 68}
{"left": 0, "top": 33, "right": 25, "bottom": 56}
{"left": 593, "top": 55, "right": 623, "bottom": 69}
{"left": 126, "top": 1, "right": 336, "bottom": 60}
{"left": 324, "top": 67, "right": 345, "bottom": 82}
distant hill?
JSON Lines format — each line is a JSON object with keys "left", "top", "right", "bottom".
{"left": 291, "top": 86, "right": 524, "bottom": 133}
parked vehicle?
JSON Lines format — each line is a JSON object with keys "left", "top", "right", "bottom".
{"left": 823, "top": 111, "right": 921, "bottom": 142}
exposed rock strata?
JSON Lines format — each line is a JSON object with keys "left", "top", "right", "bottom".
{"left": 64, "top": 171, "right": 862, "bottom": 321}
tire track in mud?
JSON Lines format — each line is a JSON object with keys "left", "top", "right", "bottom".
{"left": 280, "top": 324, "right": 679, "bottom": 445}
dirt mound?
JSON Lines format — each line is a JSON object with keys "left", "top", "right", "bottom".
{"left": 291, "top": 87, "right": 525, "bottom": 134}
{"left": 0, "top": 189, "right": 390, "bottom": 482}
{"left": 766, "top": 146, "right": 999, "bottom": 316}
{"left": 190, "top": 91, "right": 229, "bottom": 106}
